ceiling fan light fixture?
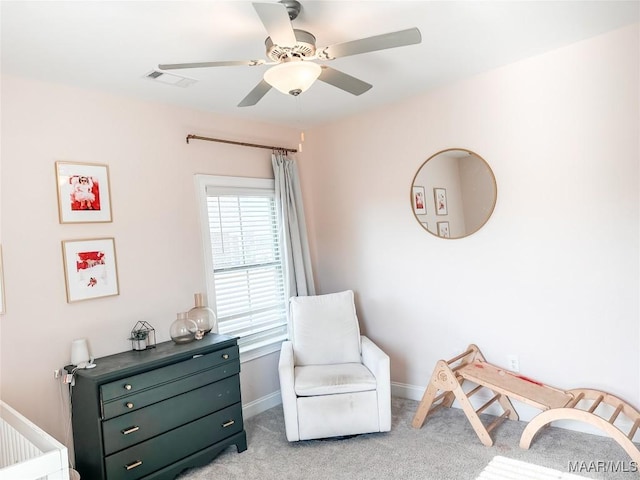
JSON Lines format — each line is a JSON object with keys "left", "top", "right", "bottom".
{"left": 263, "top": 61, "right": 321, "bottom": 96}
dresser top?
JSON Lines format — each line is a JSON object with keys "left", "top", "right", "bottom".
{"left": 73, "top": 333, "right": 238, "bottom": 382}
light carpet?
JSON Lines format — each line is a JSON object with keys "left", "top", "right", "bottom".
{"left": 177, "top": 397, "right": 635, "bottom": 479}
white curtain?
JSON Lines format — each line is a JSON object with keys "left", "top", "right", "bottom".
{"left": 272, "top": 151, "right": 316, "bottom": 300}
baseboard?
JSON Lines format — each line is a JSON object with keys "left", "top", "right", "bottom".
{"left": 391, "top": 381, "right": 425, "bottom": 401}
{"left": 242, "top": 382, "right": 637, "bottom": 442}
{"left": 242, "top": 384, "right": 420, "bottom": 420}
{"left": 241, "top": 383, "right": 520, "bottom": 419}
{"left": 243, "top": 390, "right": 282, "bottom": 420}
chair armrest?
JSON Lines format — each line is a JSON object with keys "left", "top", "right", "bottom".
{"left": 278, "top": 340, "right": 300, "bottom": 441}
{"left": 361, "top": 335, "right": 391, "bottom": 431}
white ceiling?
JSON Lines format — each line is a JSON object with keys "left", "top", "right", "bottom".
{"left": 2, "top": 1, "right": 638, "bottom": 128}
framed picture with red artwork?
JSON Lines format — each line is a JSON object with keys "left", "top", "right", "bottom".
{"left": 434, "top": 187, "right": 448, "bottom": 216}
{"left": 55, "top": 161, "right": 112, "bottom": 223}
{"left": 62, "top": 238, "right": 119, "bottom": 303}
{"left": 412, "top": 186, "right": 426, "bottom": 215}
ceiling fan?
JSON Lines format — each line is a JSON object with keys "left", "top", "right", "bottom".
{"left": 158, "top": 0, "right": 422, "bottom": 107}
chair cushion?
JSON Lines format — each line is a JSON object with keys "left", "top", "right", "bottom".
{"left": 290, "top": 290, "right": 361, "bottom": 366}
{"left": 294, "top": 363, "right": 377, "bottom": 397}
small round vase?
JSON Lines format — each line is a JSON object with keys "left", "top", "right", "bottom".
{"left": 187, "top": 293, "right": 218, "bottom": 336}
{"left": 170, "top": 312, "right": 198, "bottom": 344}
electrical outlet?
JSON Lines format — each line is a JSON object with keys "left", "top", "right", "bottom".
{"left": 54, "top": 369, "right": 61, "bottom": 379}
{"left": 507, "top": 355, "right": 520, "bottom": 372}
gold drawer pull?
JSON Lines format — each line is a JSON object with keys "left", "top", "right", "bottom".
{"left": 222, "top": 354, "right": 229, "bottom": 360}
{"left": 125, "top": 402, "right": 134, "bottom": 409}
{"left": 124, "top": 384, "right": 132, "bottom": 391}
{"left": 125, "top": 460, "right": 143, "bottom": 471}
{"left": 222, "top": 420, "right": 235, "bottom": 428}
{"left": 121, "top": 426, "right": 140, "bottom": 435}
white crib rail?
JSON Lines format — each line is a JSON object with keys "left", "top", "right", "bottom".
{"left": 0, "top": 401, "right": 69, "bottom": 480}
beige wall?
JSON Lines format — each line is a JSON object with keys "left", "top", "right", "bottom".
{"left": 0, "top": 74, "right": 297, "bottom": 443}
{"left": 302, "top": 24, "right": 639, "bottom": 425}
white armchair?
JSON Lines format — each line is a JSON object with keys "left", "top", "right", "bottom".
{"left": 278, "top": 290, "right": 391, "bottom": 442}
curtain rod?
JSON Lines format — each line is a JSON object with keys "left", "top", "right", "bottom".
{"left": 186, "top": 134, "right": 297, "bottom": 153}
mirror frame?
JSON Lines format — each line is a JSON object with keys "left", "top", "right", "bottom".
{"left": 411, "top": 148, "right": 497, "bottom": 239}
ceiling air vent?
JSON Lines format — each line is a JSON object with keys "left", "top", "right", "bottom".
{"left": 144, "top": 70, "right": 197, "bottom": 88}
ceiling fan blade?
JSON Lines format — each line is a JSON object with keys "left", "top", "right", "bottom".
{"left": 320, "top": 27, "right": 422, "bottom": 60}
{"left": 253, "top": 2, "right": 297, "bottom": 47}
{"left": 318, "top": 66, "right": 372, "bottom": 96}
{"left": 159, "top": 60, "right": 265, "bottom": 70}
{"left": 238, "top": 79, "right": 272, "bottom": 107}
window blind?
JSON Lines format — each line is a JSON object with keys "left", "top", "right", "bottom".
{"left": 206, "top": 192, "right": 287, "bottom": 347}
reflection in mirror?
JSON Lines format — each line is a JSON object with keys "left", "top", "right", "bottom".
{"left": 411, "top": 149, "right": 497, "bottom": 239}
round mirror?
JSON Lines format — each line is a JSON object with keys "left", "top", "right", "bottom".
{"left": 411, "top": 148, "right": 497, "bottom": 239}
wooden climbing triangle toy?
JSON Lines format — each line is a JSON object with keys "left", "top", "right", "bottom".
{"left": 412, "top": 344, "right": 640, "bottom": 463}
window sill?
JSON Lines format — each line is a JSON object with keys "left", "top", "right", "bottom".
{"left": 239, "top": 337, "right": 285, "bottom": 363}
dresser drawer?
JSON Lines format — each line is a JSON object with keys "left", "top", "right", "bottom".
{"left": 102, "top": 374, "right": 241, "bottom": 455}
{"left": 101, "top": 345, "right": 238, "bottom": 403}
{"left": 105, "top": 402, "right": 243, "bottom": 480}
{"left": 102, "top": 360, "right": 239, "bottom": 420}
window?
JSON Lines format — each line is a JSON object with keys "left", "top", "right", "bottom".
{"left": 196, "top": 175, "right": 287, "bottom": 357}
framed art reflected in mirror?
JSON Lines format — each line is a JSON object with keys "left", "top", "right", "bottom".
{"left": 437, "top": 221, "right": 450, "bottom": 238}
{"left": 412, "top": 186, "right": 426, "bottom": 215}
{"left": 411, "top": 149, "right": 497, "bottom": 239}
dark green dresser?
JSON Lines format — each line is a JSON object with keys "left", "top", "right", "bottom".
{"left": 71, "top": 334, "right": 247, "bottom": 480}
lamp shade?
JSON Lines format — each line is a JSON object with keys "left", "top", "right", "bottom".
{"left": 263, "top": 61, "right": 322, "bottom": 96}
{"left": 70, "top": 338, "right": 91, "bottom": 366}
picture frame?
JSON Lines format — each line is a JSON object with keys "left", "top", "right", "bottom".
{"left": 434, "top": 187, "right": 448, "bottom": 215}
{"left": 55, "top": 161, "right": 112, "bottom": 223}
{"left": 62, "top": 238, "right": 119, "bottom": 303}
{"left": 0, "top": 246, "right": 5, "bottom": 314}
{"left": 412, "top": 186, "right": 427, "bottom": 215}
{"left": 437, "top": 221, "right": 450, "bottom": 238}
